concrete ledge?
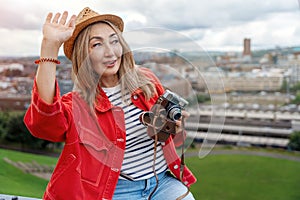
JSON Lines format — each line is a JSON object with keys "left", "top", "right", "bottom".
{"left": 0, "top": 194, "right": 41, "bottom": 200}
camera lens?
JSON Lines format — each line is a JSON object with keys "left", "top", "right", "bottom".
{"left": 168, "top": 106, "right": 181, "bottom": 120}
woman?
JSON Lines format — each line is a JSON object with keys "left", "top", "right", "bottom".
{"left": 24, "top": 7, "right": 196, "bottom": 200}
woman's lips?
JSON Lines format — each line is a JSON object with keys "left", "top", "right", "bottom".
{"left": 104, "top": 60, "right": 116, "bottom": 68}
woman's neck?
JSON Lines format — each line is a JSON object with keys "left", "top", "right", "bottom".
{"left": 100, "top": 74, "right": 119, "bottom": 88}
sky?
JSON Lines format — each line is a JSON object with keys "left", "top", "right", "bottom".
{"left": 0, "top": 0, "right": 300, "bottom": 57}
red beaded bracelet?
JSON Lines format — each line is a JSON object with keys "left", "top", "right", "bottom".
{"left": 34, "top": 57, "right": 61, "bottom": 65}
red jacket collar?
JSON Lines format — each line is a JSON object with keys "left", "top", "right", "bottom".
{"left": 94, "top": 88, "right": 113, "bottom": 112}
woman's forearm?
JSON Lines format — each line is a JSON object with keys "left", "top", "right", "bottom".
{"left": 34, "top": 11, "right": 76, "bottom": 104}
{"left": 36, "top": 38, "right": 61, "bottom": 104}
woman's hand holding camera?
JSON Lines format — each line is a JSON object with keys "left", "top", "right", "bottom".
{"left": 175, "top": 110, "right": 190, "bottom": 134}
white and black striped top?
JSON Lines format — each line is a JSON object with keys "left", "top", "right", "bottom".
{"left": 102, "top": 85, "right": 167, "bottom": 180}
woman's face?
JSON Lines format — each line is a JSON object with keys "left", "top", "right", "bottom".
{"left": 88, "top": 22, "right": 123, "bottom": 81}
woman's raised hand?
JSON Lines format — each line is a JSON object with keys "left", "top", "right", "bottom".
{"left": 36, "top": 11, "right": 76, "bottom": 104}
{"left": 42, "top": 11, "right": 76, "bottom": 47}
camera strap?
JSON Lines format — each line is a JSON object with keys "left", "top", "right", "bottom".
{"left": 147, "top": 106, "right": 190, "bottom": 200}
{"left": 176, "top": 115, "right": 190, "bottom": 200}
{"left": 148, "top": 106, "right": 161, "bottom": 200}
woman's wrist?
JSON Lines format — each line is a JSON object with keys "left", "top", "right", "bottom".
{"left": 40, "top": 38, "right": 61, "bottom": 57}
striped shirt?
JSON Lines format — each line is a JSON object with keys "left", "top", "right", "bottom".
{"left": 102, "top": 85, "right": 167, "bottom": 180}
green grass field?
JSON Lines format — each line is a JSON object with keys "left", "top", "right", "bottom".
{"left": 188, "top": 154, "right": 300, "bottom": 200}
{"left": 1, "top": 148, "right": 300, "bottom": 200}
{"left": 0, "top": 148, "right": 57, "bottom": 198}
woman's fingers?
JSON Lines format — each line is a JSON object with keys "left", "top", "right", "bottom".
{"left": 67, "top": 14, "right": 77, "bottom": 28}
{"left": 52, "top": 12, "right": 61, "bottom": 23}
{"left": 175, "top": 110, "right": 190, "bottom": 129}
{"left": 46, "top": 11, "right": 76, "bottom": 27}
{"left": 45, "top": 12, "right": 53, "bottom": 23}
{"left": 59, "top": 11, "right": 68, "bottom": 25}
{"left": 181, "top": 110, "right": 190, "bottom": 118}
{"left": 45, "top": 11, "right": 75, "bottom": 27}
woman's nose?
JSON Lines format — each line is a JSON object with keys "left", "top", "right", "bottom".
{"left": 104, "top": 44, "right": 114, "bottom": 57}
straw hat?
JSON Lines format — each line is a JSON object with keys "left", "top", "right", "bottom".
{"left": 63, "top": 7, "right": 124, "bottom": 59}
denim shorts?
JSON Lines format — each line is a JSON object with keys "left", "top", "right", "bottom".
{"left": 113, "top": 171, "right": 195, "bottom": 200}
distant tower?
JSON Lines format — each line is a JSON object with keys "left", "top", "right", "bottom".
{"left": 243, "top": 38, "right": 251, "bottom": 56}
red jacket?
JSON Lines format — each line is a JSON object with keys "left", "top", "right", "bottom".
{"left": 24, "top": 67, "right": 196, "bottom": 200}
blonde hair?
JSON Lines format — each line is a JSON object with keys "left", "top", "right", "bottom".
{"left": 71, "top": 21, "right": 156, "bottom": 110}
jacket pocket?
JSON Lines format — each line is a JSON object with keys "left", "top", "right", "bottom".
{"left": 78, "top": 123, "right": 111, "bottom": 186}
{"left": 46, "top": 153, "right": 83, "bottom": 200}
{"left": 50, "top": 153, "right": 77, "bottom": 185}
{"left": 79, "top": 141, "right": 109, "bottom": 186}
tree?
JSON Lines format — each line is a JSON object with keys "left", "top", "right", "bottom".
{"left": 290, "top": 82, "right": 300, "bottom": 93}
{"left": 197, "top": 93, "right": 211, "bottom": 103}
{"left": 0, "top": 111, "right": 9, "bottom": 139}
{"left": 4, "top": 112, "right": 54, "bottom": 150}
{"left": 291, "top": 92, "right": 300, "bottom": 104}
{"left": 288, "top": 131, "right": 300, "bottom": 151}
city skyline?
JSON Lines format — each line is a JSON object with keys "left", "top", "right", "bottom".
{"left": 0, "top": 0, "right": 300, "bottom": 57}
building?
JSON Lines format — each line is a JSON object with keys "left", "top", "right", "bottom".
{"left": 242, "top": 38, "right": 252, "bottom": 62}
{"left": 243, "top": 38, "right": 251, "bottom": 56}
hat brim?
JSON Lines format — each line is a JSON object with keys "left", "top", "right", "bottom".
{"left": 63, "top": 14, "right": 124, "bottom": 60}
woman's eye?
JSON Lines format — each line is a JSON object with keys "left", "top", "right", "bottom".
{"left": 92, "top": 43, "right": 102, "bottom": 48}
{"left": 112, "top": 39, "right": 119, "bottom": 44}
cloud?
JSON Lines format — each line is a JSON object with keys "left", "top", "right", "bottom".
{"left": 0, "top": 28, "right": 41, "bottom": 56}
{"left": 0, "top": 0, "right": 299, "bottom": 56}
{"left": 120, "top": 0, "right": 300, "bottom": 30}
{"left": 0, "top": 1, "right": 45, "bottom": 30}
{"left": 1, "top": 0, "right": 299, "bottom": 31}
{"left": 197, "top": 11, "right": 300, "bottom": 51}
{"left": 122, "top": 27, "right": 207, "bottom": 55}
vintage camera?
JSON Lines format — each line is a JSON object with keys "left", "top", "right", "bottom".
{"left": 139, "top": 89, "right": 189, "bottom": 142}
